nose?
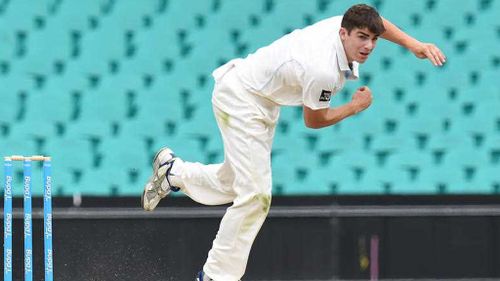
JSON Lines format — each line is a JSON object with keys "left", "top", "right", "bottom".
{"left": 365, "top": 40, "right": 376, "bottom": 52}
{"left": 365, "top": 40, "right": 374, "bottom": 51}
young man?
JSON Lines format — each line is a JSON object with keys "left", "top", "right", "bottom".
{"left": 141, "top": 4, "right": 446, "bottom": 281}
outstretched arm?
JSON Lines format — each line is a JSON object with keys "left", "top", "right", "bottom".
{"left": 381, "top": 17, "right": 446, "bottom": 66}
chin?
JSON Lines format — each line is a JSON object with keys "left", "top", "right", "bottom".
{"left": 356, "top": 57, "right": 369, "bottom": 63}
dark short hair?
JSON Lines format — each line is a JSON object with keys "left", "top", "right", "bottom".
{"left": 341, "top": 4, "right": 386, "bottom": 35}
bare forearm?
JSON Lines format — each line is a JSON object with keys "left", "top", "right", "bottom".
{"left": 380, "top": 17, "right": 446, "bottom": 66}
{"left": 305, "top": 103, "right": 356, "bottom": 129}
{"left": 304, "top": 86, "right": 372, "bottom": 129}
{"left": 380, "top": 17, "right": 419, "bottom": 49}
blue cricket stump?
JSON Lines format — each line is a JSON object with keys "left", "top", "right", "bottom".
{"left": 4, "top": 157, "right": 13, "bottom": 281}
{"left": 3, "top": 155, "right": 53, "bottom": 281}
{"left": 43, "top": 158, "right": 53, "bottom": 281}
{"left": 24, "top": 159, "right": 33, "bottom": 281}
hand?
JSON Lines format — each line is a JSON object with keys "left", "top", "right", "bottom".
{"left": 408, "top": 41, "right": 446, "bottom": 66}
{"left": 350, "top": 86, "right": 372, "bottom": 114}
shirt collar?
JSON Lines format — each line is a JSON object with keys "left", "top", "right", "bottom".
{"left": 335, "top": 32, "right": 359, "bottom": 80}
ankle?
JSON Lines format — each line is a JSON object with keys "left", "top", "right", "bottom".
{"left": 197, "top": 271, "right": 213, "bottom": 281}
{"left": 168, "top": 159, "right": 184, "bottom": 188}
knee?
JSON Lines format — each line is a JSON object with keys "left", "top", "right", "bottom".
{"left": 235, "top": 191, "right": 272, "bottom": 215}
{"left": 236, "top": 192, "right": 272, "bottom": 234}
{"left": 252, "top": 192, "right": 272, "bottom": 214}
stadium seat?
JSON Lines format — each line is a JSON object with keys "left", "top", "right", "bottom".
{"left": 44, "top": 136, "right": 93, "bottom": 196}
{"left": 90, "top": 137, "right": 149, "bottom": 195}
{"left": 50, "top": 0, "right": 104, "bottom": 30}
{"left": 0, "top": 0, "right": 47, "bottom": 31}
{"left": 442, "top": 147, "right": 491, "bottom": 194}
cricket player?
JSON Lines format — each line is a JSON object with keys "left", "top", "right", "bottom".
{"left": 141, "top": 4, "right": 446, "bottom": 281}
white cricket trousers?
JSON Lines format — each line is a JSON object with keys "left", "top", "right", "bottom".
{"left": 171, "top": 62, "right": 280, "bottom": 281}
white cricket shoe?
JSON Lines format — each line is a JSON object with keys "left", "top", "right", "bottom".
{"left": 141, "top": 147, "right": 180, "bottom": 211}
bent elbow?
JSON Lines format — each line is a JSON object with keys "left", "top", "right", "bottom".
{"left": 304, "top": 120, "right": 323, "bottom": 129}
{"left": 303, "top": 106, "right": 329, "bottom": 129}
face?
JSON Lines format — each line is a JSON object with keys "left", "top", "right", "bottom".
{"left": 339, "top": 27, "right": 379, "bottom": 64}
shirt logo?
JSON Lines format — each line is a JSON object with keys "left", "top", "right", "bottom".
{"left": 319, "top": 90, "right": 332, "bottom": 102}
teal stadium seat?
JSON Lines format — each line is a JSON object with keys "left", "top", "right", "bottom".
{"left": 272, "top": 129, "right": 306, "bottom": 192}
{"left": 442, "top": 146, "right": 492, "bottom": 194}
{"left": 68, "top": 74, "right": 141, "bottom": 138}
{"left": 334, "top": 150, "right": 385, "bottom": 194}
{"left": 431, "top": 0, "right": 479, "bottom": 28}
{"left": 273, "top": 139, "right": 322, "bottom": 195}
{"left": 210, "top": 0, "right": 264, "bottom": 31}
{"left": 0, "top": 138, "right": 37, "bottom": 161}
{"left": 75, "top": 25, "right": 125, "bottom": 74}
{"left": 44, "top": 137, "right": 93, "bottom": 196}
{"left": 239, "top": 4, "right": 308, "bottom": 53}
{"left": 126, "top": 22, "right": 178, "bottom": 75}
{"left": 14, "top": 75, "right": 86, "bottom": 137}
{"left": 184, "top": 27, "right": 236, "bottom": 73}
{"left": 0, "top": 0, "right": 47, "bottom": 31}
{"left": 387, "top": 150, "right": 436, "bottom": 194}
{"left": 92, "top": 137, "right": 149, "bottom": 195}
{"left": 0, "top": 77, "right": 27, "bottom": 124}
{"left": 106, "top": 0, "right": 156, "bottom": 30}
{"left": 177, "top": 94, "right": 223, "bottom": 164}
{"left": 161, "top": 0, "right": 216, "bottom": 31}
{"left": 51, "top": 0, "right": 105, "bottom": 30}
{"left": 263, "top": 0, "right": 317, "bottom": 30}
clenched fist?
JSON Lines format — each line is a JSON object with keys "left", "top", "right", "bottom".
{"left": 350, "top": 86, "right": 372, "bottom": 114}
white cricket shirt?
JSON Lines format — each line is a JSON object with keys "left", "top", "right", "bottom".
{"left": 230, "top": 16, "right": 359, "bottom": 110}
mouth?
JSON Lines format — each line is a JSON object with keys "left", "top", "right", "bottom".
{"left": 359, "top": 51, "right": 370, "bottom": 58}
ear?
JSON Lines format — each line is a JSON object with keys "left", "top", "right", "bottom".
{"left": 339, "top": 27, "right": 347, "bottom": 40}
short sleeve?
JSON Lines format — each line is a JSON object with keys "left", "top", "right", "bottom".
{"left": 301, "top": 71, "right": 336, "bottom": 110}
